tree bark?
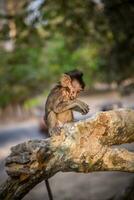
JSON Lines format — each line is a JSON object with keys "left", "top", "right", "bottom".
{"left": 0, "top": 109, "right": 134, "bottom": 200}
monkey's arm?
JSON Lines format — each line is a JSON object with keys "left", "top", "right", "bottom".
{"left": 53, "top": 99, "right": 89, "bottom": 114}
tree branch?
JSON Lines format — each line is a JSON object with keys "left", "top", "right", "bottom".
{"left": 0, "top": 109, "right": 134, "bottom": 200}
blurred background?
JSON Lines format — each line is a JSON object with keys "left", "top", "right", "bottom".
{"left": 0, "top": 0, "right": 134, "bottom": 200}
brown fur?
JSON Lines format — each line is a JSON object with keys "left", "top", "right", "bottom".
{"left": 44, "top": 71, "right": 89, "bottom": 136}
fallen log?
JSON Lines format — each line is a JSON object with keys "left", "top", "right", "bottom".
{"left": 0, "top": 109, "right": 134, "bottom": 200}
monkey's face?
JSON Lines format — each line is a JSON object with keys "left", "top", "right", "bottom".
{"left": 71, "top": 79, "right": 83, "bottom": 96}
{"left": 60, "top": 73, "right": 84, "bottom": 99}
{"left": 72, "top": 79, "right": 83, "bottom": 92}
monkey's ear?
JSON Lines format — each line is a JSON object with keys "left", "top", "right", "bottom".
{"left": 60, "top": 74, "right": 71, "bottom": 87}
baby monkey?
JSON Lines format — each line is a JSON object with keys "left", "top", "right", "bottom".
{"left": 43, "top": 70, "right": 89, "bottom": 200}
{"left": 44, "top": 69, "right": 89, "bottom": 135}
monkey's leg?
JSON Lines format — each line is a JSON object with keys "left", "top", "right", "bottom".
{"left": 47, "top": 111, "right": 58, "bottom": 136}
{"left": 45, "top": 180, "right": 54, "bottom": 200}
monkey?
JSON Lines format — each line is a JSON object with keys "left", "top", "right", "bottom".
{"left": 43, "top": 70, "right": 89, "bottom": 200}
{"left": 44, "top": 69, "right": 89, "bottom": 136}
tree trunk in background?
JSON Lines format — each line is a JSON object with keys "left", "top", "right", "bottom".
{"left": 102, "top": 0, "right": 134, "bottom": 82}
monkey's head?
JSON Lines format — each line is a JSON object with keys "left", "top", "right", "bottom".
{"left": 60, "top": 69, "right": 85, "bottom": 99}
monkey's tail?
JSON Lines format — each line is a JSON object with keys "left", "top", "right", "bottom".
{"left": 45, "top": 179, "right": 54, "bottom": 200}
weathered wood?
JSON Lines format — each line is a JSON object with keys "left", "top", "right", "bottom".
{"left": 0, "top": 109, "right": 134, "bottom": 200}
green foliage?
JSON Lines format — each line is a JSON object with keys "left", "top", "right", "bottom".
{"left": 41, "top": 34, "right": 105, "bottom": 85}
{"left": 0, "top": 34, "right": 105, "bottom": 107}
{"left": 0, "top": 47, "right": 46, "bottom": 107}
{"left": 0, "top": 0, "right": 133, "bottom": 108}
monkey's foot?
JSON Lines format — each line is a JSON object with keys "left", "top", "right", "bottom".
{"left": 49, "top": 127, "right": 62, "bottom": 136}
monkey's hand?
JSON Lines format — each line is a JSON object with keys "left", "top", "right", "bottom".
{"left": 74, "top": 100, "right": 89, "bottom": 115}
